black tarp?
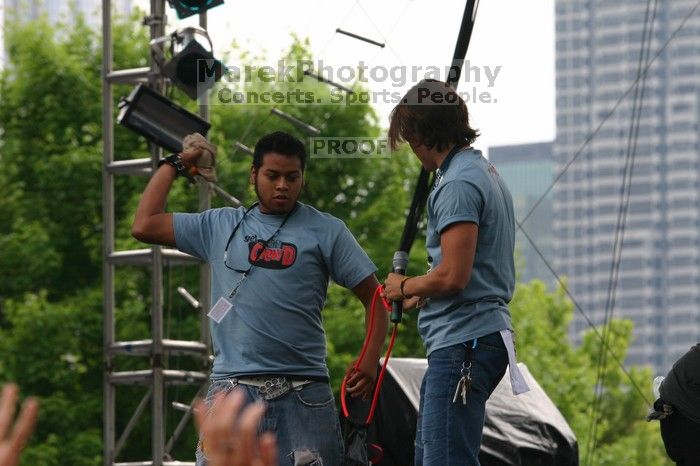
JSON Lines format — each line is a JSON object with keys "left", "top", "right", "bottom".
{"left": 367, "top": 358, "right": 579, "bottom": 466}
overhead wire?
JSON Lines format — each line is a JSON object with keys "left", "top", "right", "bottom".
{"left": 230, "top": 0, "right": 416, "bottom": 141}
{"left": 516, "top": 220, "right": 653, "bottom": 407}
{"left": 508, "top": 2, "right": 700, "bottom": 408}
{"left": 218, "top": 4, "right": 699, "bottom": 457}
{"left": 316, "top": 0, "right": 416, "bottom": 134}
{"left": 517, "top": 0, "right": 700, "bottom": 230}
{"left": 495, "top": 0, "right": 700, "bottom": 437}
{"left": 233, "top": 0, "right": 364, "bottom": 148}
{"left": 585, "top": 1, "right": 659, "bottom": 463}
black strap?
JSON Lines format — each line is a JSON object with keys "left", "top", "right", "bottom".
{"left": 465, "top": 339, "right": 475, "bottom": 366}
{"left": 437, "top": 143, "right": 468, "bottom": 177}
{"left": 223, "top": 202, "right": 298, "bottom": 274}
{"left": 158, "top": 153, "right": 195, "bottom": 183}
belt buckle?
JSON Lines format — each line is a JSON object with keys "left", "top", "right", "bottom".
{"left": 258, "top": 377, "right": 291, "bottom": 401}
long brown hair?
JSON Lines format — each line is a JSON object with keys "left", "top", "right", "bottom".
{"left": 388, "top": 79, "right": 479, "bottom": 151}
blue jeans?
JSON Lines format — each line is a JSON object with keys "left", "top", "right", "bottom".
{"left": 415, "top": 332, "right": 508, "bottom": 466}
{"left": 196, "top": 379, "right": 343, "bottom": 466}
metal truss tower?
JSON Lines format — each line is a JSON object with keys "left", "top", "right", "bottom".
{"left": 102, "top": 1, "right": 213, "bottom": 464}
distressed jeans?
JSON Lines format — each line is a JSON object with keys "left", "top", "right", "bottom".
{"left": 415, "top": 332, "right": 508, "bottom": 466}
{"left": 196, "top": 379, "right": 344, "bottom": 466}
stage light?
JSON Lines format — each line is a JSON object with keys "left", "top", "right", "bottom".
{"left": 168, "top": 0, "right": 225, "bottom": 19}
{"left": 117, "top": 84, "right": 211, "bottom": 153}
{"left": 153, "top": 27, "right": 224, "bottom": 100}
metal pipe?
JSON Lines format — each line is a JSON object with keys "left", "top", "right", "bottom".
{"left": 113, "top": 462, "right": 194, "bottom": 466}
{"left": 176, "top": 286, "right": 201, "bottom": 309}
{"left": 105, "top": 67, "right": 151, "bottom": 84}
{"left": 148, "top": 2, "right": 167, "bottom": 465}
{"left": 110, "top": 339, "right": 208, "bottom": 357}
{"left": 109, "top": 370, "right": 208, "bottom": 385}
{"left": 303, "top": 70, "right": 355, "bottom": 94}
{"left": 171, "top": 402, "right": 190, "bottom": 412}
{"left": 233, "top": 141, "right": 254, "bottom": 156}
{"left": 107, "top": 158, "right": 152, "bottom": 176}
{"left": 335, "top": 28, "right": 385, "bottom": 48}
{"left": 198, "top": 8, "right": 213, "bottom": 371}
{"left": 209, "top": 182, "right": 242, "bottom": 207}
{"left": 165, "top": 384, "right": 207, "bottom": 454}
{"left": 102, "top": 1, "right": 115, "bottom": 465}
{"left": 104, "top": 2, "right": 218, "bottom": 463}
{"left": 270, "top": 108, "right": 321, "bottom": 136}
{"left": 114, "top": 388, "right": 154, "bottom": 460}
{"left": 107, "top": 248, "right": 201, "bottom": 266}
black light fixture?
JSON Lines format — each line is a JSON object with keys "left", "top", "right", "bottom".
{"left": 117, "top": 84, "right": 211, "bottom": 153}
{"left": 167, "top": 0, "right": 225, "bottom": 19}
{"left": 153, "top": 27, "right": 224, "bottom": 100}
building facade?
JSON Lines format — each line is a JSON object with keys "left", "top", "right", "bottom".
{"left": 490, "top": 142, "right": 555, "bottom": 289}
{"left": 554, "top": 0, "right": 700, "bottom": 372}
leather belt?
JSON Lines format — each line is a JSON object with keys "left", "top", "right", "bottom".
{"left": 231, "top": 376, "right": 314, "bottom": 400}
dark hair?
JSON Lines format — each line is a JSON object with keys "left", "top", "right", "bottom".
{"left": 388, "top": 79, "right": 479, "bottom": 151}
{"left": 253, "top": 131, "right": 307, "bottom": 171}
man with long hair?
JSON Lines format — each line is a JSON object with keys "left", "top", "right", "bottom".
{"left": 383, "top": 80, "right": 516, "bottom": 466}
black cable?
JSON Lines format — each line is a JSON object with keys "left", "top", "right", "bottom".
{"left": 508, "top": 6, "right": 700, "bottom": 455}
{"left": 508, "top": 5, "right": 700, "bottom": 454}
{"left": 388, "top": 0, "right": 480, "bottom": 324}
{"left": 398, "top": 169, "right": 433, "bottom": 251}
{"left": 396, "top": 0, "right": 480, "bottom": 257}
{"left": 516, "top": 220, "right": 653, "bottom": 407}
{"left": 586, "top": 1, "right": 658, "bottom": 463}
{"left": 447, "top": 0, "right": 478, "bottom": 87}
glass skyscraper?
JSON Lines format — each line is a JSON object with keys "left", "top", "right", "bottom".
{"left": 490, "top": 142, "right": 555, "bottom": 289}
{"left": 554, "top": 0, "right": 700, "bottom": 372}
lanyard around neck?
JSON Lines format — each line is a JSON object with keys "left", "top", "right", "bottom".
{"left": 223, "top": 202, "right": 298, "bottom": 274}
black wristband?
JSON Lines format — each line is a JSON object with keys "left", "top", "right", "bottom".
{"left": 158, "top": 153, "right": 186, "bottom": 176}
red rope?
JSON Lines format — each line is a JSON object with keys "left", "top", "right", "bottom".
{"left": 341, "top": 285, "right": 398, "bottom": 425}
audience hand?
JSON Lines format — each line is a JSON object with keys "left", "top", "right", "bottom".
{"left": 0, "top": 384, "right": 39, "bottom": 466}
{"left": 194, "top": 389, "right": 277, "bottom": 466}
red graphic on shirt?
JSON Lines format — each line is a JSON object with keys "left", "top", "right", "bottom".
{"left": 248, "top": 241, "right": 297, "bottom": 269}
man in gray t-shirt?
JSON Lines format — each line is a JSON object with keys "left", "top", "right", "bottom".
{"left": 132, "top": 131, "right": 387, "bottom": 465}
{"left": 383, "top": 80, "right": 515, "bottom": 466}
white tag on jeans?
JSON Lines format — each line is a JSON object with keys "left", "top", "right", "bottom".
{"left": 208, "top": 297, "right": 233, "bottom": 323}
{"left": 500, "top": 329, "right": 530, "bottom": 395}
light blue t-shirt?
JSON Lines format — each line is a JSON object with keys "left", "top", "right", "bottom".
{"left": 419, "top": 148, "right": 515, "bottom": 355}
{"left": 173, "top": 203, "right": 377, "bottom": 379}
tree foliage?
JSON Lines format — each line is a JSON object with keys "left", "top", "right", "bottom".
{"left": 509, "top": 280, "right": 670, "bottom": 466}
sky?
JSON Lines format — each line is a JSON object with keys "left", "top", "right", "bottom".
{"left": 139, "top": 0, "right": 556, "bottom": 155}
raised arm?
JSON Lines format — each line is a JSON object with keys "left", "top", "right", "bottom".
{"left": 345, "top": 274, "right": 388, "bottom": 398}
{"left": 131, "top": 150, "right": 201, "bottom": 247}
